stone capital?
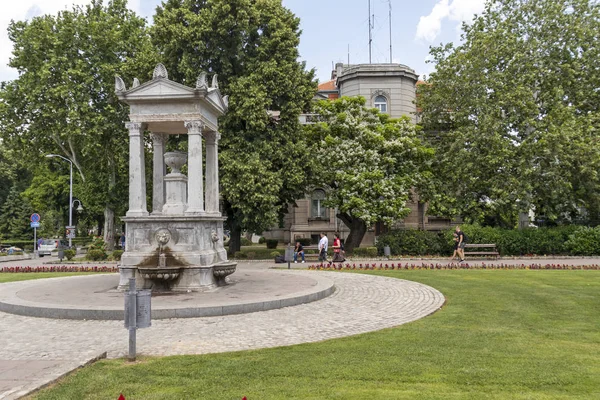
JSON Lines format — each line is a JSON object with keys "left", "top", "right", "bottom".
{"left": 125, "top": 122, "right": 144, "bottom": 135}
{"left": 150, "top": 132, "right": 168, "bottom": 144}
{"left": 184, "top": 120, "right": 204, "bottom": 135}
{"left": 203, "top": 130, "right": 221, "bottom": 143}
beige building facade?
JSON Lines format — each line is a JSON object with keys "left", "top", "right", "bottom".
{"left": 263, "top": 63, "right": 452, "bottom": 246}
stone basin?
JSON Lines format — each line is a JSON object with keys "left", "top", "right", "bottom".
{"left": 212, "top": 261, "right": 237, "bottom": 286}
{"left": 138, "top": 266, "right": 182, "bottom": 281}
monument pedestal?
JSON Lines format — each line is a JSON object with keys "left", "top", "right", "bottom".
{"left": 118, "top": 215, "right": 235, "bottom": 292}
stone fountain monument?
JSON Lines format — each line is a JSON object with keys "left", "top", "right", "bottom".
{"left": 115, "top": 64, "right": 236, "bottom": 291}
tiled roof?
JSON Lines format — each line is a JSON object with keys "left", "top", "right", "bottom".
{"left": 318, "top": 80, "right": 337, "bottom": 91}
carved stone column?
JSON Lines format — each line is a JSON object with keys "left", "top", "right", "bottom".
{"left": 125, "top": 122, "right": 148, "bottom": 217}
{"left": 204, "top": 130, "right": 221, "bottom": 215}
{"left": 151, "top": 133, "right": 168, "bottom": 214}
{"left": 185, "top": 120, "right": 205, "bottom": 214}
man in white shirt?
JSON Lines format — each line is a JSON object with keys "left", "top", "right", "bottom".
{"left": 318, "top": 232, "right": 329, "bottom": 263}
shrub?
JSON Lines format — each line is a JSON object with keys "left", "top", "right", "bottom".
{"left": 246, "top": 251, "right": 256, "bottom": 260}
{"left": 352, "top": 247, "right": 378, "bottom": 258}
{"left": 377, "top": 229, "right": 446, "bottom": 256}
{"left": 234, "top": 251, "right": 247, "bottom": 259}
{"left": 266, "top": 239, "right": 278, "bottom": 249}
{"left": 446, "top": 225, "right": 578, "bottom": 256}
{"left": 297, "top": 238, "right": 312, "bottom": 246}
{"left": 241, "top": 237, "right": 253, "bottom": 246}
{"left": 565, "top": 227, "right": 600, "bottom": 255}
{"left": 88, "top": 237, "right": 106, "bottom": 251}
{"left": 258, "top": 236, "right": 266, "bottom": 244}
{"left": 111, "top": 250, "right": 124, "bottom": 261}
{"left": 86, "top": 249, "right": 107, "bottom": 261}
{"left": 270, "top": 251, "right": 281, "bottom": 257}
{"left": 64, "top": 249, "right": 76, "bottom": 261}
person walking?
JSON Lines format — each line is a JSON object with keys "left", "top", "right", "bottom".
{"left": 293, "top": 241, "right": 305, "bottom": 263}
{"left": 455, "top": 226, "right": 467, "bottom": 263}
{"left": 318, "top": 232, "right": 329, "bottom": 263}
{"left": 449, "top": 232, "right": 459, "bottom": 261}
{"left": 332, "top": 233, "right": 344, "bottom": 263}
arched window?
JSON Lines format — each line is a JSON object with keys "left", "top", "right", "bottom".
{"left": 311, "top": 189, "right": 328, "bottom": 219}
{"left": 374, "top": 95, "right": 388, "bottom": 113}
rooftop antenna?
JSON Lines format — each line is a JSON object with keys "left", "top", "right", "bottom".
{"left": 388, "top": 0, "right": 393, "bottom": 63}
{"left": 368, "top": 0, "right": 373, "bottom": 63}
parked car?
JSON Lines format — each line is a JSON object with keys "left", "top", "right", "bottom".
{"left": 38, "top": 239, "right": 66, "bottom": 257}
{"left": 1, "top": 245, "right": 22, "bottom": 254}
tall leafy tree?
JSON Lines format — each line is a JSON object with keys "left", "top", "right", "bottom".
{"left": 418, "top": 0, "right": 600, "bottom": 227}
{"left": 305, "top": 97, "right": 434, "bottom": 252}
{"left": 151, "top": 0, "right": 317, "bottom": 253}
{"left": 0, "top": 0, "right": 157, "bottom": 249}
{"left": 0, "top": 185, "right": 33, "bottom": 240}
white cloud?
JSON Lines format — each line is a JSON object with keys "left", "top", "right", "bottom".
{"left": 0, "top": 0, "right": 142, "bottom": 82}
{"left": 415, "top": 0, "right": 485, "bottom": 42}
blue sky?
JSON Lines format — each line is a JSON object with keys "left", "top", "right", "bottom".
{"left": 0, "top": 0, "right": 486, "bottom": 83}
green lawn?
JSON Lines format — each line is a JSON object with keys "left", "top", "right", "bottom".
{"left": 28, "top": 270, "right": 600, "bottom": 399}
{"left": 0, "top": 272, "right": 97, "bottom": 283}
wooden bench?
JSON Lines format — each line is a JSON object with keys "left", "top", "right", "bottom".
{"left": 302, "top": 245, "right": 321, "bottom": 260}
{"left": 463, "top": 243, "right": 499, "bottom": 259}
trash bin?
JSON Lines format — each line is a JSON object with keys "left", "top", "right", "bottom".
{"left": 384, "top": 246, "right": 391, "bottom": 259}
{"left": 285, "top": 245, "right": 294, "bottom": 262}
{"left": 58, "top": 244, "right": 65, "bottom": 261}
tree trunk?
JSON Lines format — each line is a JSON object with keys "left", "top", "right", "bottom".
{"left": 229, "top": 223, "right": 242, "bottom": 256}
{"left": 103, "top": 161, "right": 116, "bottom": 251}
{"left": 104, "top": 206, "right": 115, "bottom": 251}
{"left": 337, "top": 212, "right": 367, "bottom": 254}
{"left": 224, "top": 201, "right": 243, "bottom": 256}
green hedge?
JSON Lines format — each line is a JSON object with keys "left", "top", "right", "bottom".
{"left": 86, "top": 249, "right": 108, "bottom": 261}
{"left": 297, "top": 238, "right": 312, "bottom": 246}
{"left": 564, "top": 226, "right": 600, "bottom": 255}
{"left": 351, "top": 247, "right": 378, "bottom": 257}
{"left": 377, "top": 225, "right": 584, "bottom": 256}
{"left": 265, "top": 239, "right": 278, "bottom": 249}
{"left": 376, "top": 229, "right": 446, "bottom": 256}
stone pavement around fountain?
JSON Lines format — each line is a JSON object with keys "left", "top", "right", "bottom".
{"left": 0, "top": 261, "right": 444, "bottom": 399}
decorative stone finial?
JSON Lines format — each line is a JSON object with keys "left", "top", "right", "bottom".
{"left": 211, "top": 74, "right": 219, "bottom": 89}
{"left": 196, "top": 72, "right": 208, "bottom": 89}
{"left": 132, "top": 78, "right": 140, "bottom": 88}
{"left": 153, "top": 63, "right": 169, "bottom": 80}
{"left": 115, "top": 76, "right": 126, "bottom": 92}
{"left": 222, "top": 95, "right": 229, "bottom": 108}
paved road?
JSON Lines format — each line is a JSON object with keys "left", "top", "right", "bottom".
{"left": 0, "top": 262, "right": 444, "bottom": 399}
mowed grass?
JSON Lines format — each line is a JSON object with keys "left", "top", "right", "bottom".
{"left": 29, "top": 270, "right": 600, "bottom": 400}
{"left": 0, "top": 272, "right": 99, "bottom": 283}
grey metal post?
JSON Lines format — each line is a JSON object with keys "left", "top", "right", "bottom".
{"left": 33, "top": 227, "right": 37, "bottom": 259}
{"left": 128, "top": 278, "right": 137, "bottom": 361}
{"left": 45, "top": 154, "right": 74, "bottom": 248}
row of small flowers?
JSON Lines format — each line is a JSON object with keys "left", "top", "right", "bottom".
{"left": 308, "top": 262, "right": 600, "bottom": 271}
{"left": 0, "top": 266, "right": 119, "bottom": 273}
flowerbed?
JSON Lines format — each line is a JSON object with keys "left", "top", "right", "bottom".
{"left": 308, "top": 262, "right": 600, "bottom": 271}
{"left": 0, "top": 266, "right": 118, "bottom": 273}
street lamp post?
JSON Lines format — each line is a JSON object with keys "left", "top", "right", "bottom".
{"left": 46, "top": 154, "right": 74, "bottom": 248}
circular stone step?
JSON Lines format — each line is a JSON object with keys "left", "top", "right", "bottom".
{"left": 0, "top": 270, "right": 334, "bottom": 321}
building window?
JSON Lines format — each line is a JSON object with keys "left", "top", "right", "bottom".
{"left": 374, "top": 95, "right": 387, "bottom": 113}
{"left": 311, "top": 189, "right": 328, "bottom": 219}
